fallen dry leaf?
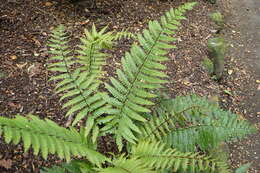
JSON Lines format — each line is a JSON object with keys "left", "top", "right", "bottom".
{"left": 8, "top": 102, "right": 21, "bottom": 109}
{"left": 16, "top": 62, "right": 27, "bottom": 69}
{"left": 10, "top": 55, "right": 17, "bottom": 60}
{"left": 45, "top": 2, "right": 53, "bottom": 6}
{"left": 32, "top": 37, "right": 41, "bottom": 47}
{"left": 27, "top": 63, "right": 42, "bottom": 77}
{"left": 228, "top": 69, "right": 233, "bottom": 75}
{"left": 182, "top": 79, "right": 192, "bottom": 86}
{"left": 0, "top": 159, "right": 12, "bottom": 169}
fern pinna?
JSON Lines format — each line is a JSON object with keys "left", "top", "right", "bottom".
{"left": 0, "top": 2, "right": 256, "bottom": 173}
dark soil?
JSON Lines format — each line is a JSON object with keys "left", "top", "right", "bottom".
{"left": 0, "top": 0, "right": 258, "bottom": 172}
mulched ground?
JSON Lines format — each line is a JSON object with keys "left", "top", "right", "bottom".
{"left": 0, "top": 0, "right": 258, "bottom": 172}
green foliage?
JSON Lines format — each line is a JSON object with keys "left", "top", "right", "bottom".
{"left": 97, "top": 155, "right": 155, "bottom": 173}
{"left": 208, "top": 143, "right": 229, "bottom": 164}
{"left": 0, "top": 115, "right": 107, "bottom": 166}
{"left": 0, "top": 70, "right": 6, "bottom": 79}
{"left": 41, "top": 160, "right": 95, "bottom": 173}
{"left": 210, "top": 12, "right": 224, "bottom": 28}
{"left": 131, "top": 140, "right": 230, "bottom": 172}
{"left": 138, "top": 95, "right": 256, "bottom": 152}
{"left": 208, "top": 37, "right": 227, "bottom": 80}
{"left": 103, "top": 2, "right": 196, "bottom": 150}
{"left": 0, "top": 2, "right": 256, "bottom": 173}
{"left": 235, "top": 163, "right": 251, "bottom": 173}
{"left": 202, "top": 57, "right": 214, "bottom": 75}
{"left": 48, "top": 24, "right": 132, "bottom": 143}
{"left": 112, "top": 29, "right": 136, "bottom": 41}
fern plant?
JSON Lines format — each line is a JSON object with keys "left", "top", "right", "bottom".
{"left": 0, "top": 2, "right": 256, "bottom": 173}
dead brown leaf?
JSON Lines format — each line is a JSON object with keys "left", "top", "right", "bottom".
{"left": 32, "top": 37, "right": 41, "bottom": 47}
{"left": 27, "top": 63, "right": 42, "bottom": 77}
{"left": 45, "top": 2, "right": 53, "bottom": 7}
{"left": 16, "top": 62, "right": 27, "bottom": 69}
{"left": 8, "top": 102, "right": 21, "bottom": 109}
{"left": 10, "top": 55, "right": 17, "bottom": 60}
{"left": 228, "top": 69, "right": 233, "bottom": 75}
{"left": 0, "top": 159, "right": 12, "bottom": 169}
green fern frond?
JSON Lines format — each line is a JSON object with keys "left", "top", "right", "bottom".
{"left": 101, "top": 2, "right": 197, "bottom": 149}
{"left": 48, "top": 25, "right": 112, "bottom": 142}
{"left": 97, "top": 155, "right": 155, "bottom": 173}
{"left": 139, "top": 95, "right": 256, "bottom": 152}
{"left": 41, "top": 165, "right": 66, "bottom": 173}
{"left": 0, "top": 115, "right": 108, "bottom": 166}
{"left": 131, "top": 140, "right": 230, "bottom": 173}
{"left": 41, "top": 160, "right": 95, "bottom": 173}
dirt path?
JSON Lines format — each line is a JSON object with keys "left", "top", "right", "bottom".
{"left": 227, "top": 0, "right": 260, "bottom": 172}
